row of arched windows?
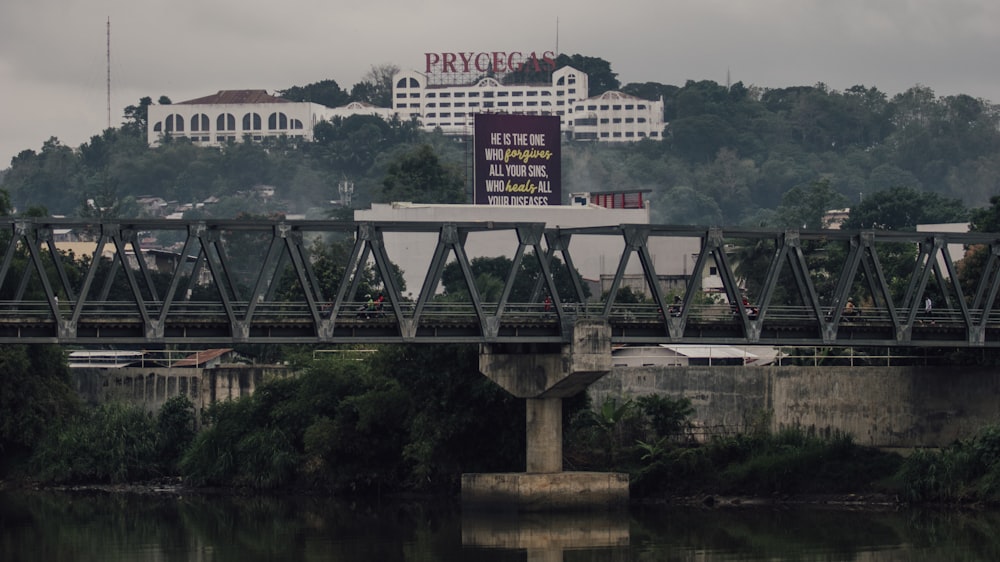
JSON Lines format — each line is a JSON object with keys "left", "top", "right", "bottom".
{"left": 153, "top": 112, "right": 304, "bottom": 133}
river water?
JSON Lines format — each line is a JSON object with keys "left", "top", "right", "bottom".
{"left": 2, "top": 490, "right": 999, "bottom": 561}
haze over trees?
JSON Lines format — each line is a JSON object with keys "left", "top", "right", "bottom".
{"left": 1, "top": 56, "right": 999, "bottom": 230}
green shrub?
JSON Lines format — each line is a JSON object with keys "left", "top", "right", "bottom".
{"left": 30, "top": 402, "right": 157, "bottom": 484}
{"left": 155, "top": 395, "right": 196, "bottom": 473}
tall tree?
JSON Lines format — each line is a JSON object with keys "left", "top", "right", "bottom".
{"left": 350, "top": 63, "right": 400, "bottom": 107}
{"left": 279, "top": 79, "right": 350, "bottom": 108}
{"left": 841, "top": 186, "right": 967, "bottom": 230}
{"left": 378, "top": 144, "right": 465, "bottom": 204}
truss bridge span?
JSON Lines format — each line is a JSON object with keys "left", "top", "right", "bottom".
{"left": 3, "top": 218, "right": 1000, "bottom": 348}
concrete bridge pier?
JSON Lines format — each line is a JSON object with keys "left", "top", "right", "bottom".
{"left": 462, "top": 319, "right": 629, "bottom": 511}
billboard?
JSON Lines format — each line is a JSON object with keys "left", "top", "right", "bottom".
{"left": 473, "top": 114, "right": 561, "bottom": 206}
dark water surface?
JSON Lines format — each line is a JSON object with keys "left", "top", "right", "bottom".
{"left": 2, "top": 490, "right": 999, "bottom": 561}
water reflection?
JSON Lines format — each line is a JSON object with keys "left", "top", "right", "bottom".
{"left": 462, "top": 510, "right": 629, "bottom": 561}
{"left": 3, "top": 490, "right": 1000, "bottom": 561}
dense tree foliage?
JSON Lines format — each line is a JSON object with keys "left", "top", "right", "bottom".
{"left": 178, "top": 347, "right": 524, "bottom": 493}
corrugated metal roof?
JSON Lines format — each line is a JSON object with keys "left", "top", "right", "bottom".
{"left": 172, "top": 348, "right": 235, "bottom": 367}
{"left": 178, "top": 90, "right": 290, "bottom": 105}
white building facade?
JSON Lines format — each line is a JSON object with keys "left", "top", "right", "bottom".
{"left": 147, "top": 67, "right": 666, "bottom": 148}
{"left": 147, "top": 91, "right": 394, "bottom": 148}
{"left": 392, "top": 67, "right": 664, "bottom": 142}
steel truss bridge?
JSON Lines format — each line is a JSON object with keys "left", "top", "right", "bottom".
{"left": 3, "top": 218, "right": 1000, "bottom": 348}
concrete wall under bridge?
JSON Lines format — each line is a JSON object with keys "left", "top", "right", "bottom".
{"left": 73, "top": 365, "right": 294, "bottom": 415}
{"left": 589, "top": 365, "right": 1000, "bottom": 448}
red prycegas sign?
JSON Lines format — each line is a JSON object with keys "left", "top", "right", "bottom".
{"left": 424, "top": 51, "right": 556, "bottom": 74}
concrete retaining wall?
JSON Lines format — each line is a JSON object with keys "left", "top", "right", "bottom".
{"left": 589, "top": 365, "right": 1000, "bottom": 448}
{"left": 73, "top": 365, "right": 294, "bottom": 414}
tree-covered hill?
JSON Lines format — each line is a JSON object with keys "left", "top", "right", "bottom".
{"left": 2, "top": 55, "right": 998, "bottom": 226}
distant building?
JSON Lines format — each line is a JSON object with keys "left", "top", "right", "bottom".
{"left": 147, "top": 90, "right": 393, "bottom": 149}
{"left": 392, "top": 67, "right": 664, "bottom": 141}
{"left": 147, "top": 67, "right": 665, "bottom": 148}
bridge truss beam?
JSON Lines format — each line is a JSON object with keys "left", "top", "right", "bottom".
{"left": 2, "top": 218, "right": 1000, "bottom": 348}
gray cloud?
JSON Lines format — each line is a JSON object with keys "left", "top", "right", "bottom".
{"left": 3, "top": 0, "right": 999, "bottom": 166}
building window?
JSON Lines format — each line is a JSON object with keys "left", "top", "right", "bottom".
{"left": 468, "top": 92, "right": 480, "bottom": 97}
{"left": 426, "top": 92, "right": 436, "bottom": 98}
{"left": 242, "top": 113, "right": 262, "bottom": 131}
{"left": 268, "top": 112, "right": 288, "bottom": 130}
{"left": 165, "top": 114, "right": 184, "bottom": 132}
{"left": 440, "top": 92, "right": 451, "bottom": 98}
{"left": 409, "top": 93, "right": 420, "bottom": 98}
{"left": 217, "top": 113, "right": 236, "bottom": 131}
{"left": 191, "top": 113, "right": 209, "bottom": 132}
{"left": 625, "top": 105, "right": 634, "bottom": 110}
{"left": 613, "top": 105, "right": 622, "bottom": 110}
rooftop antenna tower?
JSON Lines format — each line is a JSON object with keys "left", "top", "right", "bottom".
{"left": 106, "top": 17, "right": 111, "bottom": 129}
{"left": 555, "top": 17, "right": 559, "bottom": 57}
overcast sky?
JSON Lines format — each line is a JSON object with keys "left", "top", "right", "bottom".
{"left": 2, "top": 0, "right": 999, "bottom": 168}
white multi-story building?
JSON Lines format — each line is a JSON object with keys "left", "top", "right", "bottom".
{"left": 569, "top": 91, "right": 665, "bottom": 142}
{"left": 147, "top": 68, "right": 665, "bottom": 148}
{"left": 392, "top": 67, "right": 664, "bottom": 142}
{"left": 147, "top": 91, "right": 394, "bottom": 148}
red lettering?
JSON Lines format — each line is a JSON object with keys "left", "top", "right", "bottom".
{"left": 424, "top": 50, "right": 558, "bottom": 74}
{"left": 475, "top": 52, "right": 491, "bottom": 73}
{"left": 492, "top": 51, "right": 507, "bottom": 73}
{"left": 541, "top": 51, "right": 556, "bottom": 71}
{"left": 458, "top": 52, "right": 474, "bottom": 73}
{"left": 424, "top": 53, "right": 440, "bottom": 73}
{"left": 507, "top": 51, "right": 523, "bottom": 72}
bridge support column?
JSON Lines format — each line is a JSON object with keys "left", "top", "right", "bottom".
{"left": 463, "top": 319, "right": 628, "bottom": 511}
